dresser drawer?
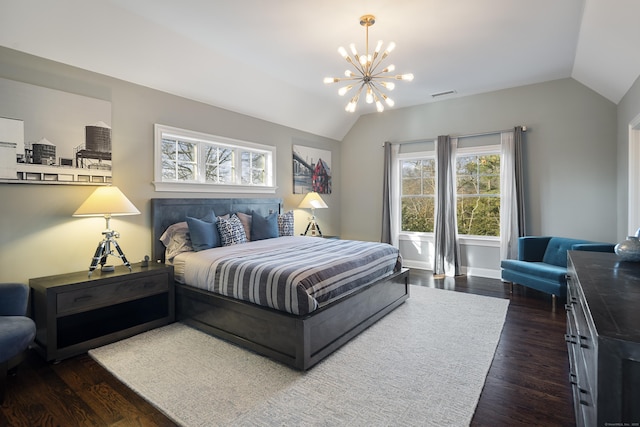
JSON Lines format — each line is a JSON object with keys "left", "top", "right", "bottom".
{"left": 57, "top": 273, "right": 169, "bottom": 315}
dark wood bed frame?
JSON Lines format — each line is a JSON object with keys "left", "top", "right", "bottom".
{"left": 151, "top": 198, "right": 409, "bottom": 370}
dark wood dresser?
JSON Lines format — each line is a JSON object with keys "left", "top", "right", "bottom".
{"left": 566, "top": 251, "right": 640, "bottom": 427}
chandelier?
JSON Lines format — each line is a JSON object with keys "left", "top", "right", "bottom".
{"left": 323, "top": 15, "right": 414, "bottom": 113}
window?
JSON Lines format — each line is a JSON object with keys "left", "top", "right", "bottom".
{"left": 154, "top": 124, "right": 276, "bottom": 193}
{"left": 456, "top": 148, "right": 500, "bottom": 236}
{"left": 401, "top": 157, "right": 436, "bottom": 233}
{"left": 398, "top": 145, "right": 500, "bottom": 238}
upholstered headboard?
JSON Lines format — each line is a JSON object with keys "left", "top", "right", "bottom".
{"left": 151, "top": 198, "right": 282, "bottom": 263}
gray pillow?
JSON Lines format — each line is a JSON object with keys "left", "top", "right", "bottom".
{"left": 251, "top": 211, "right": 279, "bottom": 241}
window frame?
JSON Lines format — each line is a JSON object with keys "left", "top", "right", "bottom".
{"left": 398, "top": 152, "right": 437, "bottom": 235}
{"left": 455, "top": 144, "right": 501, "bottom": 239}
{"left": 153, "top": 124, "right": 276, "bottom": 193}
{"left": 395, "top": 143, "right": 501, "bottom": 242}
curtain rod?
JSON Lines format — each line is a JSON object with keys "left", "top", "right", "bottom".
{"left": 385, "top": 126, "right": 528, "bottom": 146}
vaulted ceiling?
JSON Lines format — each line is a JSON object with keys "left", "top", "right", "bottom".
{"left": 1, "top": 0, "right": 639, "bottom": 140}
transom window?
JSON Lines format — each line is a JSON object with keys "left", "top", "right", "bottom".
{"left": 154, "top": 124, "right": 276, "bottom": 193}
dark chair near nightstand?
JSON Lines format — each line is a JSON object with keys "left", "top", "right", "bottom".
{"left": 0, "top": 283, "right": 36, "bottom": 404}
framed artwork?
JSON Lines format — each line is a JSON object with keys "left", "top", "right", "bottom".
{"left": 292, "top": 144, "right": 331, "bottom": 194}
{"left": 0, "top": 78, "right": 112, "bottom": 185}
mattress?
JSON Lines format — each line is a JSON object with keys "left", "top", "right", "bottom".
{"left": 172, "top": 236, "right": 402, "bottom": 315}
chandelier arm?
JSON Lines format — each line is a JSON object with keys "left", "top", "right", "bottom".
{"left": 369, "top": 54, "right": 391, "bottom": 75}
{"left": 370, "top": 70, "right": 392, "bottom": 78}
{"left": 343, "top": 55, "right": 366, "bottom": 76}
{"left": 330, "top": 76, "right": 365, "bottom": 83}
{"left": 346, "top": 82, "right": 366, "bottom": 111}
{"left": 347, "top": 56, "right": 367, "bottom": 75}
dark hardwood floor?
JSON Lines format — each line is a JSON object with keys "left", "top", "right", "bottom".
{"left": 1, "top": 270, "right": 575, "bottom": 427}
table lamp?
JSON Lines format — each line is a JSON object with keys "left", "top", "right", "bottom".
{"left": 298, "top": 192, "right": 328, "bottom": 237}
{"left": 73, "top": 186, "right": 140, "bottom": 276}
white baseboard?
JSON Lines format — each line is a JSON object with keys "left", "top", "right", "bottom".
{"left": 402, "top": 262, "right": 501, "bottom": 280}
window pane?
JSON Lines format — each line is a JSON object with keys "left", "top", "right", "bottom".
{"left": 204, "top": 145, "right": 233, "bottom": 183}
{"left": 161, "top": 139, "right": 177, "bottom": 179}
{"left": 402, "top": 178, "right": 422, "bottom": 195}
{"left": 240, "top": 151, "right": 267, "bottom": 185}
{"left": 177, "top": 163, "right": 196, "bottom": 181}
{"left": 457, "top": 196, "right": 500, "bottom": 236}
{"left": 162, "top": 139, "right": 177, "bottom": 161}
{"left": 402, "top": 160, "right": 421, "bottom": 178}
{"left": 402, "top": 196, "right": 435, "bottom": 232}
{"left": 177, "top": 141, "right": 196, "bottom": 162}
{"left": 162, "top": 160, "right": 176, "bottom": 180}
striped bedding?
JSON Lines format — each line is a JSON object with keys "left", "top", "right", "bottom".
{"left": 173, "top": 236, "right": 402, "bottom": 315}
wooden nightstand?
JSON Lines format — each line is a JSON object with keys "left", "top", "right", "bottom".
{"left": 29, "top": 263, "right": 174, "bottom": 362}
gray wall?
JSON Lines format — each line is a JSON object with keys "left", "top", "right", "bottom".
{"left": 340, "top": 78, "right": 618, "bottom": 274}
{"left": 0, "top": 47, "right": 340, "bottom": 283}
{"left": 0, "top": 46, "right": 630, "bottom": 282}
{"left": 617, "top": 74, "right": 640, "bottom": 239}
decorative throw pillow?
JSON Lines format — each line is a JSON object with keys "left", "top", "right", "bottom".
{"left": 251, "top": 211, "right": 279, "bottom": 241}
{"left": 217, "top": 214, "right": 248, "bottom": 246}
{"left": 159, "top": 221, "right": 188, "bottom": 247}
{"left": 236, "top": 212, "right": 252, "bottom": 241}
{"left": 186, "top": 210, "right": 220, "bottom": 251}
{"left": 278, "top": 210, "right": 294, "bottom": 236}
{"left": 159, "top": 221, "right": 193, "bottom": 261}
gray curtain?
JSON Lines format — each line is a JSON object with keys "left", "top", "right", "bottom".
{"left": 433, "top": 135, "right": 460, "bottom": 276}
{"left": 381, "top": 141, "right": 392, "bottom": 244}
{"left": 514, "top": 126, "right": 526, "bottom": 236}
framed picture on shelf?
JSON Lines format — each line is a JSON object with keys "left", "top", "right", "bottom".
{"left": 0, "top": 78, "right": 112, "bottom": 185}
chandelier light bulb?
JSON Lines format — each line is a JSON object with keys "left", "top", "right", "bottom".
{"left": 380, "top": 81, "right": 395, "bottom": 90}
{"left": 324, "top": 15, "right": 413, "bottom": 113}
{"left": 338, "top": 85, "right": 353, "bottom": 96}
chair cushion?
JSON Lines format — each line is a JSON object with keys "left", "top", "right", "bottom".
{"left": 501, "top": 259, "right": 567, "bottom": 283}
{"left": 0, "top": 317, "right": 36, "bottom": 362}
{"left": 542, "top": 238, "right": 590, "bottom": 267}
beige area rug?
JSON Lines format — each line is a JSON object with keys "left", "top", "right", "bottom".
{"left": 89, "top": 286, "right": 509, "bottom": 426}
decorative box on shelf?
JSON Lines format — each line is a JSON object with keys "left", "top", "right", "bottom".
{"left": 29, "top": 263, "right": 174, "bottom": 362}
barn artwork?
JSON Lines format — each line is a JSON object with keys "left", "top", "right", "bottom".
{"left": 292, "top": 145, "right": 331, "bottom": 194}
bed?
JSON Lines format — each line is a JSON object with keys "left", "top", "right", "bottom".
{"left": 151, "top": 198, "right": 409, "bottom": 370}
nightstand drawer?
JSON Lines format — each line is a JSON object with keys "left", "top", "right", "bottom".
{"left": 57, "top": 273, "right": 169, "bottom": 315}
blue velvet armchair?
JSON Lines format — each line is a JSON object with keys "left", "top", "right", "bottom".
{"left": 501, "top": 236, "right": 615, "bottom": 306}
{"left": 0, "top": 283, "right": 36, "bottom": 404}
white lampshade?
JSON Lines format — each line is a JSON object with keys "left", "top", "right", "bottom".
{"left": 298, "top": 192, "right": 328, "bottom": 210}
{"left": 73, "top": 186, "right": 140, "bottom": 217}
